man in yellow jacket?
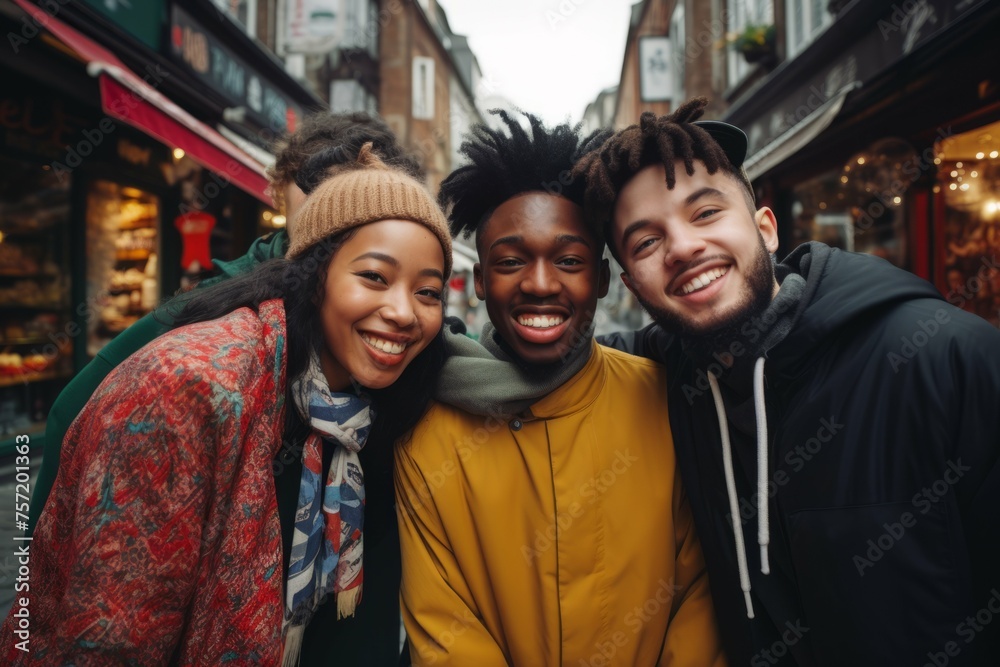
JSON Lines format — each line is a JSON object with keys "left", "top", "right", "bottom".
{"left": 395, "top": 110, "right": 726, "bottom": 666}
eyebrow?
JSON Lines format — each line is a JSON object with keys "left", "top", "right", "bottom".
{"left": 620, "top": 220, "right": 651, "bottom": 249}
{"left": 685, "top": 187, "right": 729, "bottom": 207}
{"left": 489, "top": 235, "right": 522, "bottom": 252}
{"left": 620, "top": 187, "right": 730, "bottom": 247}
{"left": 353, "top": 252, "right": 444, "bottom": 281}
{"left": 352, "top": 251, "right": 398, "bottom": 266}
{"left": 556, "top": 233, "right": 591, "bottom": 247}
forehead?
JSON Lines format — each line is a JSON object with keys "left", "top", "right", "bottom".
{"left": 613, "top": 162, "right": 740, "bottom": 220}
{"left": 479, "top": 192, "right": 592, "bottom": 248}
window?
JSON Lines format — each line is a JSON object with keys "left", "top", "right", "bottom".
{"left": 412, "top": 57, "right": 435, "bottom": 120}
{"left": 785, "top": 0, "right": 832, "bottom": 58}
{"left": 331, "top": 79, "right": 376, "bottom": 114}
{"left": 726, "top": 0, "right": 773, "bottom": 86}
{"left": 342, "top": 0, "right": 379, "bottom": 57}
{"left": 670, "top": 2, "right": 686, "bottom": 103}
{"left": 212, "top": 0, "right": 257, "bottom": 37}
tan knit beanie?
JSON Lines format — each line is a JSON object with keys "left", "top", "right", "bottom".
{"left": 286, "top": 143, "right": 452, "bottom": 277}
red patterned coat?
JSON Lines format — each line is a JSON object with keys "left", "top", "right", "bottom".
{"left": 1, "top": 300, "right": 289, "bottom": 665}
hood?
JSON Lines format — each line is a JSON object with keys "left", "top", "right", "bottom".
{"left": 704, "top": 242, "right": 944, "bottom": 621}
{"left": 770, "top": 242, "right": 944, "bottom": 375}
{"left": 212, "top": 230, "right": 289, "bottom": 279}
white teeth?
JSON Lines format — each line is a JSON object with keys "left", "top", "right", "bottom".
{"left": 517, "top": 315, "right": 565, "bottom": 329}
{"left": 362, "top": 333, "right": 407, "bottom": 354}
{"left": 681, "top": 267, "right": 728, "bottom": 295}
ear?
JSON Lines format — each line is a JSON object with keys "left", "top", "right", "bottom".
{"left": 473, "top": 262, "right": 486, "bottom": 300}
{"left": 755, "top": 207, "right": 779, "bottom": 254}
{"left": 597, "top": 258, "right": 611, "bottom": 299}
{"left": 620, "top": 271, "right": 637, "bottom": 298}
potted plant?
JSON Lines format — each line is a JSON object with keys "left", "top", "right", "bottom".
{"left": 732, "top": 23, "right": 776, "bottom": 64}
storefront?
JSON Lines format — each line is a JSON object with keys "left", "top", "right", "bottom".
{"left": 725, "top": 0, "right": 1000, "bottom": 327}
{"left": 0, "top": 0, "right": 307, "bottom": 446}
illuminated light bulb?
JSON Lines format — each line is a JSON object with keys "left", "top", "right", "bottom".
{"left": 173, "top": 148, "right": 185, "bottom": 160}
{"left": 857, "top": 157, "right": 866, "bottom": 165}
{"left": 960, "top": 183, "right": 970, "bottom": 191}
{"left": 971, "top": 171, "right": 978, "bottom": 178}
{"left": 934, "top": 158, "right": 941, "bottom": 165}
{"left": 951, "top": 170, "right": 959, "bottom": 177}
{"left": 840, "top": 176, "right": 848, "bottom": 183}
{"left": 932, "top": 185, "right": 940, "bottom": 193}
{"left": 893, "top": 197, "right": 902, "bottom": 204}
{"left": 949, "top": 183, "right": 958, "bottom": 190}
{"left": 992, "top": 151, "right": 1000, "bottom": 159}
{"left": 956, "top": 162, "right": 963, "bottom": 168}
{"left": 976, "top": 152, "right": 985, "bottom": 159}
{"left": 272, "top": 214, "right": 287, "bottom": 227}
{"left": 263, "top": 210, "right": 273, "bottom": 221}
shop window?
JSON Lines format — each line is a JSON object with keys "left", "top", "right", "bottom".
{"left": 0, "top": 158, "right": 71, "bottom": 438}
{"left": 935, "top": 120, "right": 1000, "bottom": 327}
{"left": 790, "top": 138, "right": 917, "bottom": 269}
{"left": 85, "top": 181, "right": 160, "bottom": 357}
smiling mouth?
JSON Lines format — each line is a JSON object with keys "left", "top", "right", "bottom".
{"left": 516, "top": 315, "right": 566, "bottom": 329}
{"left": 360, "top": 332, "right": 410, "bottom": 355}
{"left": 677, "top": 266, "right": 729, "bottom": 295}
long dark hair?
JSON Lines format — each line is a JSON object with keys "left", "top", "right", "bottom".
{"left": 164, "top": 230, "right": 446, "bottom": 449}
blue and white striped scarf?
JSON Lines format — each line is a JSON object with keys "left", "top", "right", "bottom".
{"left": 282, "top": 351, "right": 372, "bottom": 666}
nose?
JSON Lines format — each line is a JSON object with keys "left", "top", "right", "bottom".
{"left": 663, "top": 223, "right": 706, "bottom": 267}
{"left": 520, "top": 261, "right": 561, "bottom": 297}
{"left": 381, "top": 287, "right": 418, "bottom": 328}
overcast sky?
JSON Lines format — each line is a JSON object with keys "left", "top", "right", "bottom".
{"left": 435, "top": 0, "right": 637, "bottom": 126}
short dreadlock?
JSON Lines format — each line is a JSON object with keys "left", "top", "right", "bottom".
{"left": 439, "top": 109, "right": 601, "bottom": 251}
{"left": 573, "top": 97, "right": 755, "bottom": 259}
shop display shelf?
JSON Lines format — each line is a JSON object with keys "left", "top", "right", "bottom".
{"left": 0, "top": 369, "right": 68, "bottom": 388}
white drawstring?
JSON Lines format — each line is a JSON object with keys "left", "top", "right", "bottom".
{"left": 754, "top": 357, "right": 770, "bottom": 575}
{"left": 707, "top": 370, "right": 754, "bottom": 619}
{"left": 707, "top": 357, "right": 771, "bottom": 620}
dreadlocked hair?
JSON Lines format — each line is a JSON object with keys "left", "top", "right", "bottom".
{"left": 573, "top": 97, "right": 752, "bottom": 256}
{"left": 439, "top": 109, "right": 600, "bottom": 247}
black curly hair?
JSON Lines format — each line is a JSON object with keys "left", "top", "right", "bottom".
{"left": 268, "top": 111, "right": 423, "bottom": 208}
{"left": 573, "top": 97, "right": 755, "bottom": 259}
{"left": 439, "top": 109, "right": 604, "bottom": 251}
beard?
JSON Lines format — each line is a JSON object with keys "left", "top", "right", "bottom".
{"left": 635, "top": 232, "right": 776, "bottom": 350}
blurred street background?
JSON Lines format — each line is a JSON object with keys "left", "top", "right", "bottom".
{"left": 0, "top": 0, "right": 998, "bottom": 613}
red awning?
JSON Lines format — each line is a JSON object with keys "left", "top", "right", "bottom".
{"left": 12, "top": 0, "right": 273, "bottom": 205}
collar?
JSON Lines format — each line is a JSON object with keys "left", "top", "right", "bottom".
{"left": 525, "top": 340, "right": 606, "bottom": 420}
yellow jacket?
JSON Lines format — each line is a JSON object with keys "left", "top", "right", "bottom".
{"left": 395, "top": 342, "right": 725, "bottom": 666}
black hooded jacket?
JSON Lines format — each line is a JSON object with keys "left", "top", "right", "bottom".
{"left": 601, "top": 243, "right": 1000, "bottom": 666}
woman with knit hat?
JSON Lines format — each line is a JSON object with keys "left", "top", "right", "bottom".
{"left": 0, "top": 145, "right": 452, "bottom": 666}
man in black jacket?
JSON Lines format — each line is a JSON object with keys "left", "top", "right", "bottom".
{"left": 577, "top": 97, "right": 1000, "bottom": 666}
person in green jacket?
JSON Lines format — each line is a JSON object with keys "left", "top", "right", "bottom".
{"left": 30, "top": 112, "right": 422, "bottom": 534}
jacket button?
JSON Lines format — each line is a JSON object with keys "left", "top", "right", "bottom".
{"left": 509, "top": 419, "right": 522, "bottom": 431}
